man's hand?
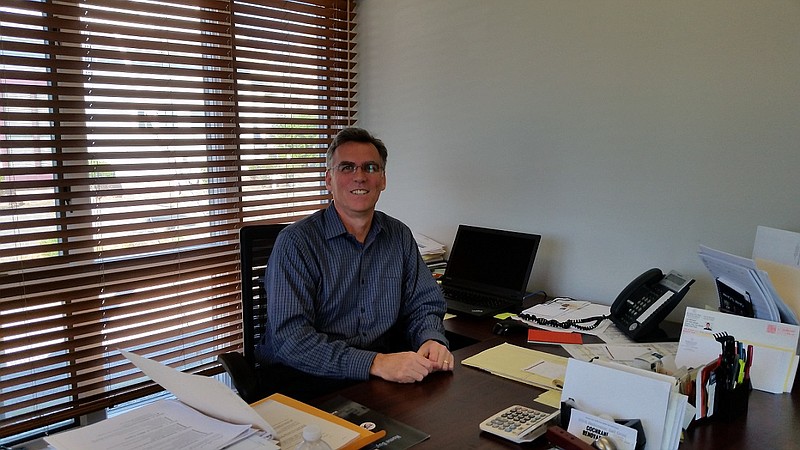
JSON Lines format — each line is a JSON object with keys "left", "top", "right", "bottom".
{"left": 369, "top": 341, "right": 454, "bottom": 383}
{"left": 369, "top": 352, "right": 434, "bottom": 383}
{"left": 417, "top": 339, "right": 454, "bottom": 372}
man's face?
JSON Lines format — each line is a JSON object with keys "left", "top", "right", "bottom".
{"left": 325, "top": 141, "right": 386, "bottom": 220}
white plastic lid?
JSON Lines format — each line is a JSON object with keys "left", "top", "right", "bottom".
{"left": 302, "top": 424, "right": 323, "bottom": 442}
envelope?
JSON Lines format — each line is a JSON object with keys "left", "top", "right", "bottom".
{"left": 674, "top": 307, "right": 800, "bottom": 393}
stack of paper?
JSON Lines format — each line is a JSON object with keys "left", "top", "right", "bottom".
{"left": 414, "top": 233, "right": 446, "bottom": 264}
{"left": 45, "top": 399, "right": 269, "bottom": 450}
{"left": 561, "top": 358, "right": 690, "bottom": 450}
{"left": 698, "top": 240, "right": 798, "bottom": 325}
{"left": 46, "top": 350, "right": 383, "bottom": 450}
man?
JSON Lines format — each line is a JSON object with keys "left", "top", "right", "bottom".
{"left": 257, "top": 127, "right": 453, "bottom": 394}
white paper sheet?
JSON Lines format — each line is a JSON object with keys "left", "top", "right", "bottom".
{"left": 591, "top": 359, "right": 687, "bottom": 450}
{"left": 566, "top": 409, "right": 637, "bottom": 450}
{"left": 754, "top": 225, "right": 800, "bottom": 267}
{"left": 562, "top": 342, "right": 679, "bottom": 367}
{"left": 517, "top": 299, "right": 612, "bottom": 336}
{"left": 121, "top": 350, "right": 276, "bottom": 437}
{"left": 414, "top": 233, "right": 446, "bottom": 256}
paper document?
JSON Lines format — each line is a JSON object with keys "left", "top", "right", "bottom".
{"left": 698, "top": 245, "right": 780, "bottom": 321}
{"left": 44, "top": 399, "right": 274, "bottom": 450}
{"left": 674, "top": 307, "right": 800, "bottom": 393}
{"left": 414, "top": 233, "right": 446, "bottom": 261}
{"left": 699, "top": 241, "right": 799, "bottom": 325}
{"left": 121, "top": 349, "right": 275, "bottom": 436}
{"left": 753, "top": 225, "right": 800, "bottom": 267}
{"left": 562, "top": 342, "right": 679, "bottom": 370}
{"left": 460, "top": 342, "right": 568, "bottom": 390}
{"left": 517, "top": 299, "right": 612, "bottom": 336}
{"left": 567, "top": 409, "right": 638, "bottom": 450}
{"left": 122, "top": 351, "right": 382, "bottom": 450}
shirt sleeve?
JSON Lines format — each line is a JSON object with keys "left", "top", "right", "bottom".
{"left": 396, "top": 226, "right": 450, "bottom": 349}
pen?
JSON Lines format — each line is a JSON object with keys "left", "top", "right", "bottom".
{"left": 744, "top": 344, "right": 754, "bottom": 380}
{"left": 735, "top": 341, "right": 744, "bottom": 385}
{"left": 737, "top": 358, "right": 745, "bottom": 384}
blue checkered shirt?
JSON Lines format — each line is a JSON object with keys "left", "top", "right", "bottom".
{"left": 256, "top": 204, "right": 448, "bottom": 379}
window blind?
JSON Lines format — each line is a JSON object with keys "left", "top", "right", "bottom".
{"left": 0, "top": 0, "right": 356, "bottom": 442}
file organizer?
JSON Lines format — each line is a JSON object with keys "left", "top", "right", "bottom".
{"left": 560, "top": 358, "right": 689, "bottom": 450}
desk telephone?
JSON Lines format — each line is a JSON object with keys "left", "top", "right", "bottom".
{"left": 610, "top": 268, "right": 694, "bottom": 342}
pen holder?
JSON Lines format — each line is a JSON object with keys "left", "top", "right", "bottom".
{"left": 712, "top": 375, "right": 751, "bottom": 422}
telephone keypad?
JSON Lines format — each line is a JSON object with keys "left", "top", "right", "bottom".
{"left": 621, "top": 284, "right": 669, "bottom": 325}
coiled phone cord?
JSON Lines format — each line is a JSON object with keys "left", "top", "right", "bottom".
{"left": 517, "top": 312, "right": 609, "bottom": 331}
{"left": 518, "top": 294, "right": 610, "bottom": 331}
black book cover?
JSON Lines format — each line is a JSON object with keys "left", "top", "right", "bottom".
{"left": 318, "top": 396, "right": 430, "bottom": 450}
{"left": 716, "top": 278, "right": 754, "bottom": 317}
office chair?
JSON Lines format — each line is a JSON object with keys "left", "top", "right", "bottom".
{"left": 217, "top": 223, "right": 287, "bottom": 404}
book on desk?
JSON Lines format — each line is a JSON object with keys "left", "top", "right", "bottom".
{"left": 318, "top": 396, "right": 429, "bottom": 450}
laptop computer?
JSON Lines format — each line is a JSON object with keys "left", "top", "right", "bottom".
{"left": 440, "top": 225, "right": 541, "bottom": 317}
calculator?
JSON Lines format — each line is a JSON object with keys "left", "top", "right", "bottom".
{"left": 479, "top": 405, "right": 560, "bottom": 443}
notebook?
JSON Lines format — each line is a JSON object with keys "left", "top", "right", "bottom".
{"left": 440, "top": 225, "right": 541, "bottom": 317}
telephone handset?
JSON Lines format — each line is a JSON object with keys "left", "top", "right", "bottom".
{"left": 610, "top": 268, "right": 694, "bottom": 342}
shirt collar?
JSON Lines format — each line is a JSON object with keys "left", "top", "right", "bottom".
{"left": 324, "top": 202, "right": 384, "bottom": 245}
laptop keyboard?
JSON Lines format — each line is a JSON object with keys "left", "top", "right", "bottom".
{"left": 442, "top": 287, "right": 507, "bottom": 308}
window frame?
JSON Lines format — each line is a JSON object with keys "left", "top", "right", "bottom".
{"left": 0, "top": 0, "right": 357, "bottom": 443}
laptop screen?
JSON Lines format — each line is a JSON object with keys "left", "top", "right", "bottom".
{"left": 441, "top": 225, "right": 541, "bottom": 296}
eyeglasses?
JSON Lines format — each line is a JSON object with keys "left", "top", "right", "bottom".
{"left": 331, "top": 162, "right": 384, "bottom": 175}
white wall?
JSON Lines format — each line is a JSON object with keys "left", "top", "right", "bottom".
{"left": 355, "top": 0, "right": 800, "bottom": 320}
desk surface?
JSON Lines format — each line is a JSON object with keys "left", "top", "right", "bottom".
{"left": 314, "top": 316, "right": 800, "bottom": 449}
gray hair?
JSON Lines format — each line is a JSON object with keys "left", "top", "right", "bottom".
{"left": 326, "top": 127, "right": 388, "bottom": 169}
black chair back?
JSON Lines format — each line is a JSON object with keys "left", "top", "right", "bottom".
{"left": 239, "top": 223, "right": 287, "bottom": 367}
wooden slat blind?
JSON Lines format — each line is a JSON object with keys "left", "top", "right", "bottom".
{"left": 0, "top": 0, "right": 356, "bottom": 443}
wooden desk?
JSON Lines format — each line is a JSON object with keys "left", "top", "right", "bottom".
{"left": 313, "top": 316, "right": 800, "bottom": 449}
